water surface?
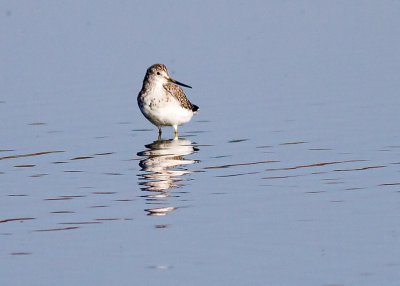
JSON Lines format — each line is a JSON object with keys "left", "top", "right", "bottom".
{"left": 1, "top": 1, "right": 400, "bottom": 286}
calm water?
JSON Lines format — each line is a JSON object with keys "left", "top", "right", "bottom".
{"left": 1, "top": 2, "right": 400, "bottom": 286}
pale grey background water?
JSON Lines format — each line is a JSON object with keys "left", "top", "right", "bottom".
{"left": 1, "top": 1, "right": 400, "bottom": 286}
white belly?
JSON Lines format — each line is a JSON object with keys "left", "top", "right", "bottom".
{"left": 139, "top": 95, "right": 194, "bottom": 127}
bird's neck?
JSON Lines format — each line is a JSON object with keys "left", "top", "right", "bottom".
{"left": 142, "top": 80, "right": 164, "bottom": 93}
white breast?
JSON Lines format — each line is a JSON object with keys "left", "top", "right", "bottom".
{"left": 139, "top": 86, "right": 194, "bottom": 127}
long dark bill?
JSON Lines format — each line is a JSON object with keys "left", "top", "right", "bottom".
{"left": 169, "top": 78, "right": 192, "bottom": 89}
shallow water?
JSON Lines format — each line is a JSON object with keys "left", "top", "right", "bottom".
{"left": 1, "top": 2, "right": 400, "bottom": 286}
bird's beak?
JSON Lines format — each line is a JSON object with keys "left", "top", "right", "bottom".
{"left": 168, "top": 77, "right": 192, "bottom": 89}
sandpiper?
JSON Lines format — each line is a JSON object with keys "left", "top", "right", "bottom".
{"left": 137, "top": 64, "right": 199, "bottom": 137}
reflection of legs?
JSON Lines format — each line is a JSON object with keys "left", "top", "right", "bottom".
{"left": 173, "top": 125, "right": 178, "bottom": 138}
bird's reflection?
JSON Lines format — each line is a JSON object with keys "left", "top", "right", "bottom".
{"left": 137, "top": 137, "right": 199, "bottom": 216}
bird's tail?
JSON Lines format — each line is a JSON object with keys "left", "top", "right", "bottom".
{"left": 192, "top": 104, "right": 199, "bottom": 112}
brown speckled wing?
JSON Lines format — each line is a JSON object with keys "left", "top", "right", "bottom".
{"left": 163, "top": 83, "right": 196, "bottom": 111}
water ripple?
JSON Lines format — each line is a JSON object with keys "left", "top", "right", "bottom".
{"left": 205, "top": 160, "right": 278, "bottom": 170}
{"left": 0, "top": 150, "right": 64, "bottom": 161}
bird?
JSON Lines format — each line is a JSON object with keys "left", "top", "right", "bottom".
{"left": 137, "top": 64, "right": 199, "bottom": 138}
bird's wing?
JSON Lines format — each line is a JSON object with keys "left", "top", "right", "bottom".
{"left": 163, "top": 83, "right": 195, "bottom": 111}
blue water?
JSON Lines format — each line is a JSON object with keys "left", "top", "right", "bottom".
{"left": 1, "top": 2, "right": 400, "bottom": 285}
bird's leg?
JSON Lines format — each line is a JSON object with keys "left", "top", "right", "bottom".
{"left": 173, "top": 125, "right": 178, "bottom": 140}
{"left": 158, "top": 127, "right": 162, "bottom": 140}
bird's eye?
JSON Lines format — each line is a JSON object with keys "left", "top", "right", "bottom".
{"left": 157, "top": 72, "right": 161, "bottom": 75}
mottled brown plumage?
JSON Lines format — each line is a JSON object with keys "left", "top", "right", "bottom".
{"left": 163, "top": 83, "right": 198, "bottom": 112}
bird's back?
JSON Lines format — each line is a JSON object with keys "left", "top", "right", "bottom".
{"left": 163, "top": 83, "right": 199, "bottom": 112}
